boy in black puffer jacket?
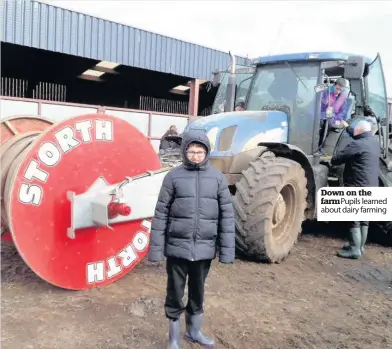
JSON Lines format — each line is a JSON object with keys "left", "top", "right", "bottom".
{"left": 148, "top": 128, "right": 235, "bottom": 349}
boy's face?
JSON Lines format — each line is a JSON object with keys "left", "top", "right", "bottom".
{"left": 186, "top": 143, "right": 207, "bottom": 164}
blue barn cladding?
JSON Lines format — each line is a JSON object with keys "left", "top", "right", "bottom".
{"left": 1, "top": 0, "right": 248, "bottom": 80}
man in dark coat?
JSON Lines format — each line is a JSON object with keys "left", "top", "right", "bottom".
{"left": 160, "top": 125, "right": 180, "bottom": 151}
{"left": 331, "top": 118, "right": 380, "bottom": 259}
{"left": 148, "top": 128, "right": 235, "bottom": 349}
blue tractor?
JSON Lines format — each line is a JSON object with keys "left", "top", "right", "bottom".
{"left": 185, "top": 51, "right": 392, "bottom": 263}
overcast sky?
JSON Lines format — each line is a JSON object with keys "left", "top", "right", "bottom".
{"left": 41, "top": 0, "right": 392, "bottom": 96}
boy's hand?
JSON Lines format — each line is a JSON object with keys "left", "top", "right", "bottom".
{"left": 146, "top": 260, "right": 165, "bottom": 268}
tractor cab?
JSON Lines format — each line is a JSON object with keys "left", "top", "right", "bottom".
{"left": 209, "top": 52, "right": 389, "bottom": 162}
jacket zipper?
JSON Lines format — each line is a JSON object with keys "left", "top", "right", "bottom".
{"left": 192, "top": 170, "right": 200, "bottom": 261}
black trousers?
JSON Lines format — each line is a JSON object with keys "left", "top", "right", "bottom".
{"left": 164, "top": 257, "right": 212, "bottom": 320}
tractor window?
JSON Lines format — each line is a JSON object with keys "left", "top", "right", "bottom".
{"left": 366, "top": 54, "right": 388, "bottom": 121}
{"left": 247, "top": 62, "right": 320, "bottom": 154}
{"left": 211, "top": 65, "right": 255, "bottom": 114}
{"left": 247, "top": 63, "right": 320, "bottom": 115}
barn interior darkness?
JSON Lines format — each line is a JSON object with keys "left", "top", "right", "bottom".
{"left": 1, "top": 42, "right": 218, "bottom": 115}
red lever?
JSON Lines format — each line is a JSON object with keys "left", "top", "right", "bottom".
{"left": 108, "top": 202, "right": 131, "bottom": 219}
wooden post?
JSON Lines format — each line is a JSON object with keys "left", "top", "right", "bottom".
{"left": 188, "top": 79, "right": 200, "bottom": 116}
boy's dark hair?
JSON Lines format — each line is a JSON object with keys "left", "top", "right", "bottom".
{"left": 187, "top": 142, "right": 207, "bottom": 151}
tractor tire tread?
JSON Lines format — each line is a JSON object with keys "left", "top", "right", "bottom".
{"left": 233, "top": 152, "right": 308, "bottom": 263}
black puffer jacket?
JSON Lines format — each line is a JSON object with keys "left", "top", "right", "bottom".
{"left": 331, "top": 131, "right": 380, "bottom": 187}
{"left": 148, "top": 129, "right": 235, "bottom": 263}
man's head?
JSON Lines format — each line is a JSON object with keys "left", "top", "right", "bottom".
{"left": 352, "top": 119, "right": 372, "bottom": 136}
{"left": 333, "top": 78, "right": 348, "bottom": 96}
{"left": 169, "top": 125, "right": 178, "bottom": 134}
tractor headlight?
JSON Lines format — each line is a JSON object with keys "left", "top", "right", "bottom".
{"left": 206, "top": 127, "right": 219, "bottom": 152}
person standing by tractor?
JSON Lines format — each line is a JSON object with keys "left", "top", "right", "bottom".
{"left": 330, "top": 118, "right": 380, "bottom": 259}
{"left": 148, "top": 128, "right": 235, "bottom": 348}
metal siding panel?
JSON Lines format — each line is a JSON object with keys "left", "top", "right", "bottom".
{"left": 189, "top": 44, "right": 195, "bottom": 77}
{"left": 62, "top": 10, "right": 71, "bottom": 54}
{"left": 110, "top": 22, "right": 117, "bottom": 62}
{"left": 151, "top": 33, "right": 157, "bottom": 71}
{"left": 39, "top": 3, "right": 48, "bottom": 50}
{"left": 1, "top": 0, "right": 5, "bottom": 42}
{"left": 31, "top": 0, "right": 39, "bottom": 48}
{"left": 54, "top": 7, "right": 62, "bottom": 52}
{"left": 134, "top": 28, "right": 141, "bottom": 68}
{"left": 178, "top": 41, "right": 183, "bottom": 76}
{"left": 127, "top": 27, "right": 135, "bottom": 66}
{"left": 206, "top": 48, "right": 212, "bottom": 79}
{"left": 203, "top": 47, "right": 208, "bottom": 79}
{"left": 97, "top": 19, "right": 104, "bottom": 59}
{"left": 47, "top": 5, "right": 55, "bottom": 51}
{"left": 77, "top": 13, "right": 85, "bottom": 57}
{"left": 184, "top": 42, "right": 190, "bottom": 77}
{"left": 139, "top": 30, "right": 147, "bottom": 69}
{"left": 170, "top": 39, "right": 175, "bottom": 74}
{"left": 70, "top": 12, "right": 78, "bottom": 55}
{"left": 14, "top": 0, "right": 22, "bottom": 45}
{"left": 84, "top": 16, "right": 92, "bottom": 58}
{"left": 195, "top": 46, "right": 201, "bottom": 78}
{"left": 117, "top": 24, "right": 123, "bottom": 65}
{"left": 145, "top": 32, "right": 155, "bottom": 70}
{"left": 5, "top": 0, "right": 13, "bottom": 42}
{"left": 122, "top": 26, "right": 129, "bottom": 65}
{"left": 165, "top": 38, "right": 171, "bottom": 73}
{"left": 91, "top": 18, "right": 98, "bottom": 59}
{"left": 155, "top": 34, "right": 161, "bottom": 72}
{"left": 103, "top": 20, "right": 111, "bottom": 61}
{"left": 158, "top": 36, "right": 166, "bottom": 73}
{"left": 171, "top": 39, "right": 177, "bottom": 75}
{"left": 179, "top": 41, "right": 185, "bottom": 76}
{"left": 23, "top": 0, "right": 32, "bottom": 46}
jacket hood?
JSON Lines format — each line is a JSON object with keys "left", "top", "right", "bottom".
{"left": 181, "top": 128, "right": 211, "bottom": 170}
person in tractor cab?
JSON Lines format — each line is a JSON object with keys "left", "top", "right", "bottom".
{"left": 148, "top": 128, "right": 235, "bottom": 349}
{"left": 235, "top": 101, "right": 245, "bottom": 111}
{"left": 320, "top": 77, "right": 350, "bottom": 128}
{"left": 330, "top": 118, "right": 380, "bottom": 259}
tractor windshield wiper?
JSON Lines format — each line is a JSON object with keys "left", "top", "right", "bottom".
{"left": 284, "top": 61, "right": 308, "bottom": 91}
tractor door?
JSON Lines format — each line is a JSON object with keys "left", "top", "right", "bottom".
{"left": 365, "top": 53, "right": 389, "bottom": 157}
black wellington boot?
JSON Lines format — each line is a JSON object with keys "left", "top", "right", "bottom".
{"left": 337, "top": 228, "right": 362, "bottom": 259}
{"left": 167, "top": 319, "right": 181, "bottom": 349}
{"left": 184, "top": 312, "right": 214, "bottom": 348}
{"left": 360, "top": 225, "right": 369, "bottom": 254}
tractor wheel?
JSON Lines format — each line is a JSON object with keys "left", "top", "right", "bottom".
{"left": 233, "top": 151, "right": 308, "bottom": 263}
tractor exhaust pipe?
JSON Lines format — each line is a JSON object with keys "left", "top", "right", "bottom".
{"left": 224, "top": 51, "right": 236, "bottom": 112}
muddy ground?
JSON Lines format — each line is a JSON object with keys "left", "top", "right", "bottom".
{"left": 1, "top": 223, "right": 391, "bottom": 349}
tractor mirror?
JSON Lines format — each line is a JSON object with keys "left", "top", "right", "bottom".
{"left": 212, "top": 70, "right": 221, "bottom": 87}
{"left": 344, "top": 56, "right": 366, "bottom": 80}
{"left": 314, "top": 84, "right": 327, "bottom": 93}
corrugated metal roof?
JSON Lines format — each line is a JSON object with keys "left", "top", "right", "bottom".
{"left": 1, "top": 0, "right": 249, "bottom": 80}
